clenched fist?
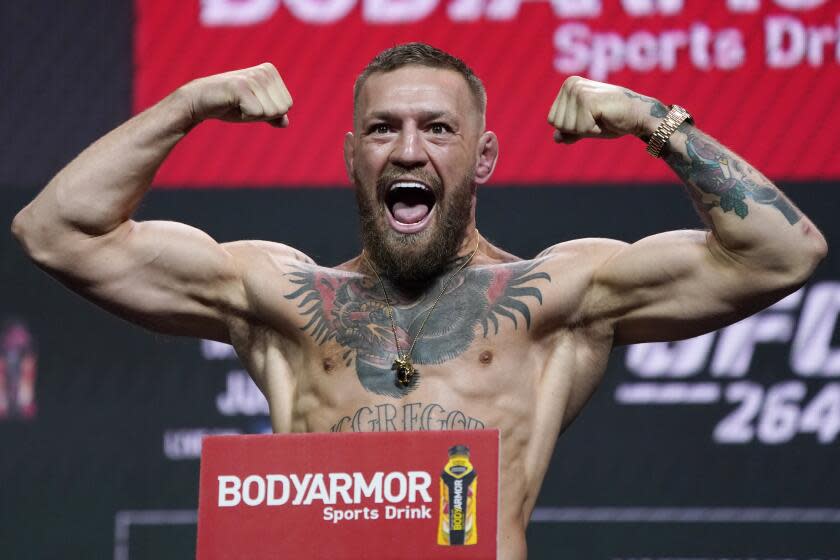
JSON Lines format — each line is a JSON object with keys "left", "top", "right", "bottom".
{"left": 547, "top": 76, "right": 664, "bottom": 144}
{"left": 178, "top": 63, "right": 293, "bottom": 128}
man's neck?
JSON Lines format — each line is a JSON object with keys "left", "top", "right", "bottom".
{"left": 362, "top": 229, "right": 483, "bottom": 300}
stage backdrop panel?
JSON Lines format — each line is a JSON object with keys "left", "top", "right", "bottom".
{"left": 134, "top": 0, "right": 840, "bottom": 186}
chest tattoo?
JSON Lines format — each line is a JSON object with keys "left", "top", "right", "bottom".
{"left": 284, "top": 262, "right": 550, "bottom": 397}
{"left": 330, "top": 401, "right": 486, "bottom": 433}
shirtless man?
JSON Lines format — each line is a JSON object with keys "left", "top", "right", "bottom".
{"left": 11, "top": 43, "right": 827, "bottom": 558}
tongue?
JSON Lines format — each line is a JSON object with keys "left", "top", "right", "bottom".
{"left": 392, "top": 201, "right": 430, "bottom": 224}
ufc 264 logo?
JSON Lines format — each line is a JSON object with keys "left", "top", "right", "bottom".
{"left": 624, "top": 281, "right": 840, "bottom": 445}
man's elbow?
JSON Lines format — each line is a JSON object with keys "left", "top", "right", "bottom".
{"left": 11, "top": 207, "right": 36, "bottom": 256}
{"left": 11, "top": 206, "right": 62, "bottom": 268}
{"left": 10, "top": 209, "right": 26, "bottom": 242}
{"left": 810, "top": 228, "right": 829, "bottom": 264}
{"left": 785, "top": 224, "right": 828, "bottom": 286}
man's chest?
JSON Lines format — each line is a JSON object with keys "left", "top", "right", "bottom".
{"left": 282, "top": 261, "right": 553, "bottom": 399}
{"left": 302, "top": 342, "right": 544, "bottom": 436}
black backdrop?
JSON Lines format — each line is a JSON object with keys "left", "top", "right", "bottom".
{"left": 2, "top": 2, "right": 839, "bottom": 559}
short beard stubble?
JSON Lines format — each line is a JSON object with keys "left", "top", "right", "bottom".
{"left": 355, "top": 167, "right": 474, "bottom": 287}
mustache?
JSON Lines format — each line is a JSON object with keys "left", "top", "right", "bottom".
{"left": 375, "top": 167, "right": 442, "bottom": 198}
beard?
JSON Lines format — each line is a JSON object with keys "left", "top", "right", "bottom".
{"left": 354, "top": 166, "right": 474, "bottom": 287}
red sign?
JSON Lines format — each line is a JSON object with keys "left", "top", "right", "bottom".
{"left": 196, "top": 430, "right": 500, "bottom": 559}
{"left": 135, "top": 1, "right": 840, "bottom": 186}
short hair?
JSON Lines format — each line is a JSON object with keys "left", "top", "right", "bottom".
{"left": 353, "top": 42, "right": 487, "bottom": 121}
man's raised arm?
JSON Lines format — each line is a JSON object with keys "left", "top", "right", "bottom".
{"left": 545, "top": 77, "right": 828, "bottom": 345}
{"left": 11, "top": 64, "right": 295, "bottom": 342}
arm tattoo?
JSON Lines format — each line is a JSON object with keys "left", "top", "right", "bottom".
{"left": 664, "top": 128, "right": 801, "bottom": 225}
{"left": 284, "top": 262, "right": 550, "bottom": 397}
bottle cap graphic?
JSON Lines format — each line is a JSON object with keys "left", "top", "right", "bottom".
{"left": 448, "top": 445, "right": 470, "bottom": 457}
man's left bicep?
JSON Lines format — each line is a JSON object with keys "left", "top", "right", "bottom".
{"left": 588, "top": 229, "right": 787, "bottom": 346}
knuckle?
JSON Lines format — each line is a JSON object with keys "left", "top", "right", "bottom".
{"left": 252, "top": 68, "right": 270, "bottom": 85}
{"left": 228, "top": 76, "right": 251, "bottom": 98}
{"left": 244, "top": 75, "right": 261, "bottom": 91}
{"left": 231, "top": 74, "right": 250, "bottom": 89}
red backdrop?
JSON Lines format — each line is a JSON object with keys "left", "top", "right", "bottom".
{"left": 134, "top": 0, "right": 840, "bottom": 187}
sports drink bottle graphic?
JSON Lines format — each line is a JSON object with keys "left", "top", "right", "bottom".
{"left": 437, "top": 445, "right": 477, "bottom": 545}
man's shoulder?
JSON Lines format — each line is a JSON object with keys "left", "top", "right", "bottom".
{"left": 221, "top": 239, "right": 316, "bottom": 270}
{"left": 518, "top": 238, "right": 634, "bottom": 333}
{"left": 465, "top": 237, "right": 631, "bottom": 295}
{"left": 219, "top": 240, "right": 326, "bottom": 317}
{"left": 536, "top": 237, "right": 629, "bottom": 262}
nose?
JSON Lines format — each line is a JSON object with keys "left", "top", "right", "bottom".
{"left": 389, "top": 124, "right": 428, "bottom": 169}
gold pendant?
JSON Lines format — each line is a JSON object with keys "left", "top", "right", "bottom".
{"left": 392, "top": 355, "right": 416, "bottom": 386}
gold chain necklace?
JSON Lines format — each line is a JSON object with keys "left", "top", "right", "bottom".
{"left": 363, "top": 233, "right": 481, "bottom": 387}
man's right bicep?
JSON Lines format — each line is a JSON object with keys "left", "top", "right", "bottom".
{"left": 42, "top": 219, "right": 249, "bottom": 342}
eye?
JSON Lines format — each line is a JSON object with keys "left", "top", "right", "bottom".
{"left": 369, "top": 123, "right": 391, "bottom": 135}
{"left": 429, "top": 123, "right": 451, "bottom": 135}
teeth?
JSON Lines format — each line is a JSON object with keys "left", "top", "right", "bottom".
{"left": 389, "top": 181, "right": 429, "bottom": 192}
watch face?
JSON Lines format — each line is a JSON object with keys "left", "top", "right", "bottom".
{"left": 673, "top": 105, "right": 692, "bottom": 123}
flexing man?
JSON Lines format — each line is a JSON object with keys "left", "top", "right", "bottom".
{"left": 11, "top": 44, "right": 827, "bottom": 558}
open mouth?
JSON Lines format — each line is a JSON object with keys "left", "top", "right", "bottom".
{"left": 384, "top": 181, "right": 437, "bottom": 233}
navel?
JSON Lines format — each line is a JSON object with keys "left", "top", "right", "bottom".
{"left": 479, "top": 350, "right": 493, "bottom": 365}
{"left": 323, "top": 357, "right": 335, "bottom": 373}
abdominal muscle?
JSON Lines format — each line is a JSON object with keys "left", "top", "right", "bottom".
{"left": 253, "top": 332, "right": 599, "bottom": 560}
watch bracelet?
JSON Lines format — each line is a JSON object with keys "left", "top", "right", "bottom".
{"left": 646, "top": 104, "right": 691, "bottom": 158}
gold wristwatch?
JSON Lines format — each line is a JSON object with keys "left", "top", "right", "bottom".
{"left": 646, "top": 105, "right": 692, "bottom": 158}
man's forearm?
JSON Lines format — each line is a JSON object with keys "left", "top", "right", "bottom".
{"left": 13, "top": 90, "right": 193, "bottom": 245}
{"left": 662, "top": 124, "right": 826, "bottom": 272}
{"left": 624, "top": 93, "right": 829, "bottom": 276}
{"left": 13, "top": 63, "right": 291, "bottom": 276}
{"left": 665, "top": 124, "right": 801, "bottom": 227}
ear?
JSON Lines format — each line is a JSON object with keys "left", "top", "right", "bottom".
{"left": 474, "top": 131, "right": 498, "bottom": 185}
{"left": 343, "top": 132, "right": 355, "bottom": 182}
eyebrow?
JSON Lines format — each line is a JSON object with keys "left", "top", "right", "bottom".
{"left": 366, "top": 110, "right": 457, "bottom": 122}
